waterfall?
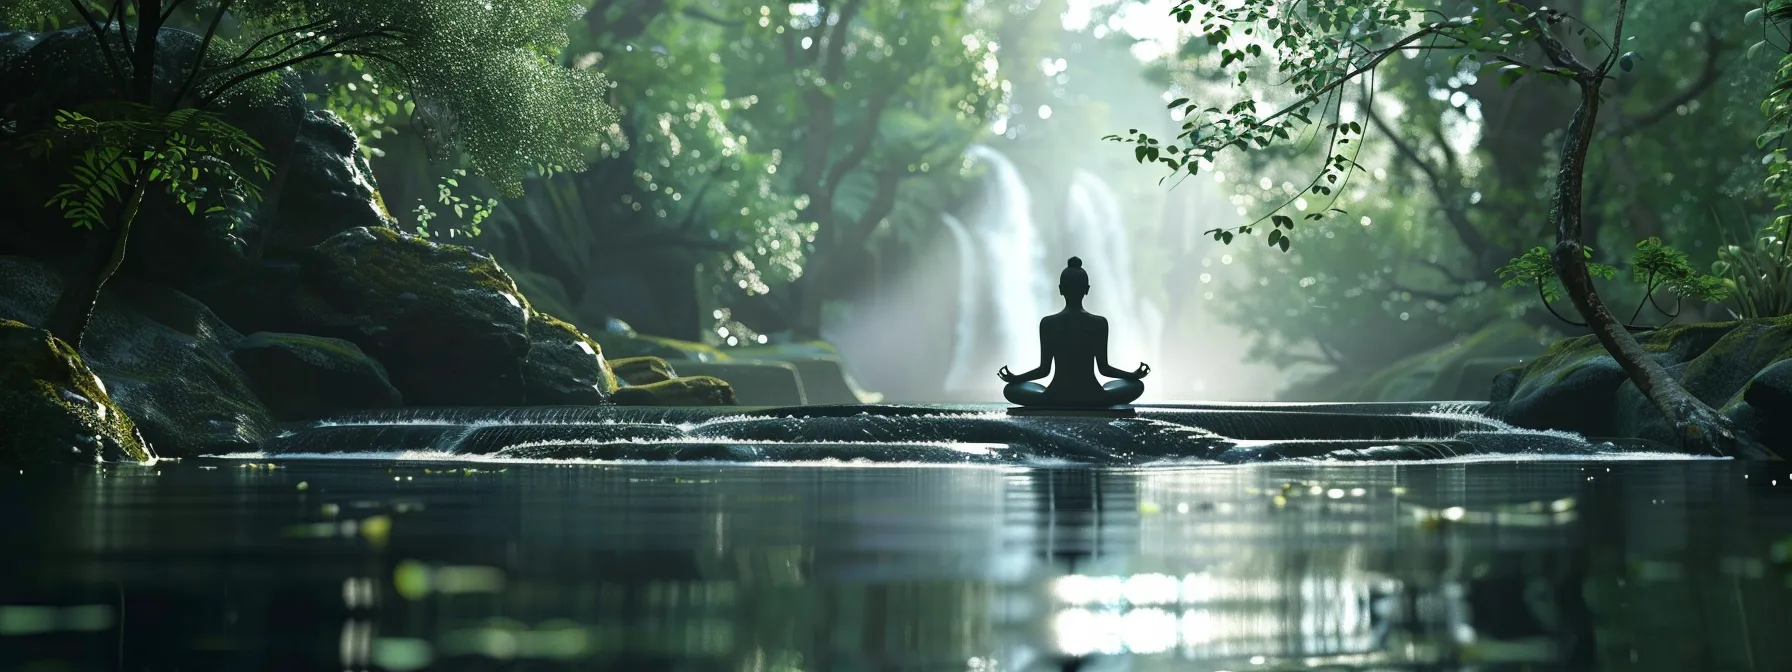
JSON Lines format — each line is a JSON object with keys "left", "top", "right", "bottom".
{"left": 940, "top": 214, "right": 981, "bottom": 392}
{"left": 942, "top": 146, "right": 1051, "bottom": 394}
{"left": 1062, "top": 169, "right": 1159, "bottom": 375}
{"left": 940, "top": 147, "right": 1159, "bottom": 399}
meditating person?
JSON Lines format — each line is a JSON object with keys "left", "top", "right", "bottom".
{"left": 998, "top": 257, "right": 1149, "bottom": 408}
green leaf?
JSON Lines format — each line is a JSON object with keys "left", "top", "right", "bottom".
{"left": 1166, "top": 97, "right": 1190, "bottom": 109}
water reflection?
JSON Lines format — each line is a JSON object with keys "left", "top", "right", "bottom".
{"left": 3, "top": 460, "right": 1792, "bottom": 670}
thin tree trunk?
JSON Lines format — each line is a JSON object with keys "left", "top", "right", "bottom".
{"left": 46, "top": 172, "right": 150, "bottom": 350}
{"left": 1548, "top": 63, "right": 1774, "bottom": 459}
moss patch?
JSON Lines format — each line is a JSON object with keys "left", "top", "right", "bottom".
{"left": 522, "top": 311, "right": 618, "bottom": 405}
{"left": 595, "top": 331, "right": 731, "bottom": 363}
{"left": 611, "top": 376, "right": 737, "bottom": 406}
{"left": 610, "top": 356, "right": 678, "bottom": 386}
{"left": 296, "top": 227, "right": 534, "bottom": 406}
{"left": 1491, "top": 317, "right": 1792, "bottom": 445}
{"left": 0, "top": 319, "right": 152, "bottom": 464}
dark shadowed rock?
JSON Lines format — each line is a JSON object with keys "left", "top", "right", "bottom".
{"left": 523, "top": 312, "right": 617, "bottom": 405}
{"left": 0, "top": 257, "right": 272, "bottom": 456}
{"left": 611, "top": 376, "right": 737, "bottom": 406}
{"left": 0, "top": 319, "right": 152, "bottom": 464}
{"left": 610, "top": 356, "right": 678, "bottom": 386}
{"left": 1490, "top": 318, "right": 1792, "bottom": 445}
{"left": 230, "top": 332, "right": 402, "bottom": 420}
{"left": 675, "top": 361, "right": 806, "bottom": 406}
{"left": 200, "top": 227, "right": 533, "bottom": 407}
{"left": 260, "top": 109, "right": 393, "bottom": 256}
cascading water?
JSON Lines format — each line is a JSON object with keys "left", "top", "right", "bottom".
{"left": 942, "top": 146, "right": 1052, "bottom": 395}
{"left": 1061, "top": 169, "right": 1160, "bottom": 377}
{"left": 941, "top": 147, "right": 1159, "bottom": 397}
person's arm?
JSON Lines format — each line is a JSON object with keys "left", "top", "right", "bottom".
{"left": 1002, "top": 321, "right": 1053, "bottom": 382}
{"left": 1096, "top": 319, "right": 1149, "bottom": 380}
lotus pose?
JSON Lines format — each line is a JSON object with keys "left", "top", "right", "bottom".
{"left": 998, "top": 257, "right": 1149, "bottom": 408}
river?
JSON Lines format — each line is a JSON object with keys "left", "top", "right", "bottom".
{"left": 5, "top": 458, "right": 1790, "bottom": 670}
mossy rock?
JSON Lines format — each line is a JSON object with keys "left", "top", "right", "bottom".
{"left": 0, "top": 257, "right": 273, "bottom": 456}
{"left": 610, "top": 356, "right": 678, "bottom": 386}
{"left": 0, "top": 320, "right": 152, "bottom": 464}
{"left": 610, "top": 376, "right": 737, "bottom": 406}
{"left": 594, "top": 331, "right": 731, "bottom": 362}
{"left": 1491, "top": 317, "right": 1792, "bottom": 445}
{"left": 1328, "top": 321, "right": 1552, "bottom": 402}
{"left": 262, "top": 109, "right": 394, "bottom": 255}
{"left": 674, "top": 361, "right": 807, "bottom": 406}
{"left": 230, "top": 332, "right": 402, "bottom": 420}
{"left": 202, "top": 227, "right": 534, "bottom": 407}
{"left": 522, "top": 312, "right": 617, "bottom": 405}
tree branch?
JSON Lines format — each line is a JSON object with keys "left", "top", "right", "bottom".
{"left": 196, "top": 35, "right": 401, "bottom": 108}
{"left": 1364, "top": 98, "right": 1489, "bottom": 254}
{"left": 1607, "top": 29, "right": 1723, "bottom": 138}
{"left": 212, "top": 18, "right": 336, "bottom": 72}
{"left": 65, "top": 0, "right": 128, "bottom": 93}
{"left": 821, "top": 89, "right": 892, "bottom": 193}
{"left": 169, "top": 0, "right": 234, "bottom": 109}
{"left": 159, "top": 0, "right": 192, "bottom": 20}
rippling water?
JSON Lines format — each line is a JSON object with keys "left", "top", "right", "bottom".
{"left": 5, "top": 459, "right": 1792, "bottom": 670}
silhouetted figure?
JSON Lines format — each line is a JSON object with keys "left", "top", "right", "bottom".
{"left": 999, "top": 257, "right": 1149, "bottom": 408}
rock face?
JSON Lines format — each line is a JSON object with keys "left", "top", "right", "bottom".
{"left": 0, "top": 257, "right": 274, "bottom": 456}
{"left": 1489, "top": 318, "right": 1792, "bottom": 445}
{"left": 230, "top": 332, "right": 403, "bottom": 420}
{"left": 201, "top": 227, "right": 535, "bottom": 407}
{"left": 0, "top": 27, "right": 746, "bottom": 457}
{"left": 0, "top": 320, "right": 152, "bottom": 464}
{"left": 260, "top": 110, "right": 393, "bottom": 256}
{"left": 522, "top": 313, "right": 617, "bottom": 405}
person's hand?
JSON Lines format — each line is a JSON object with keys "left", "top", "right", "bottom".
{"left": 998, "top": 366, "right": 1018, "bottom": 383}
{"left": 1129, "top": 363, "right": 1151, "bottom": 380}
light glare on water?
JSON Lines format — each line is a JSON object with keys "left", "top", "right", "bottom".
{"left": 3, "top": 459, "right": 1792, "bottom": 670}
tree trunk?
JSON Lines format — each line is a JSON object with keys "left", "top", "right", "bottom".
{"left": 1549, "top": 73, "right": 1776, "bottom": 459}
{"left": 46, "top": 172, "right": 150, "bottom": 350}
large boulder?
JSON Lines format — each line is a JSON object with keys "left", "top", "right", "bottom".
{"left": 197, "top": 227, "right": 534, "bottom": 406}
{"left": 0, "top": 256, "right": 273, "bottom": 456}
{"left": 0, "top": 319, "right": 152, "bottom": 464}
{"left": 1489, "top": 318, "right": 1792, "bottom": 445}
{"left": 522, "top": 313, "right": 617, "bottom": 405}
{"left": 259, "top": 109, "right": 393, "bottom": 256}
{"left": 230, "top": 332, "right": 403, "bottom": 420}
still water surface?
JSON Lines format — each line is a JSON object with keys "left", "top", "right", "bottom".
{"left": 4, "top": 458, "right": 1792, "bottom": 671}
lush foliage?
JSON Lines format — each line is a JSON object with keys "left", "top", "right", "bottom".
{"left": 1497, "top": 238, "right": 1726, "bottom": 327}
{"left": 1128, "top": 0, "right": 1772, "bottom": 390}
{"left": 19, "top": 103, "right": 274, "bottom": 231}
{"left": 15, "top": 0, "right": 619, "bottom": 195}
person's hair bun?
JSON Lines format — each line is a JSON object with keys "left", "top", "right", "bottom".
{"left": 1067, "top": 256, "right": 1082, "bottom": 268}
